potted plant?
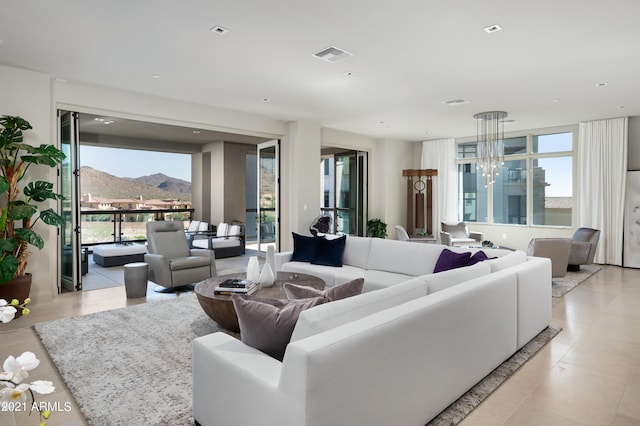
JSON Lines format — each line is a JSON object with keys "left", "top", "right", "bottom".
{"left": 0, "top": 115, "right": 65, "bottom": 310}
{"left": 366, "top": 218, "right": 387, "bottom": 238}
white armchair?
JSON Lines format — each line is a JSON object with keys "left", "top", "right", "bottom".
{"left": 145, "top": 221, "right": 216, "bottom": 291}
{"left": 440, "top": 222, "right": 483, "bottom": 247}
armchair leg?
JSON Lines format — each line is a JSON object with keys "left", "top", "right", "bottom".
{"left": 567, "top": 264, "right": 581, "bottom": 272}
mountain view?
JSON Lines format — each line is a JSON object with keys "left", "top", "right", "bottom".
{"left": 80, "top": 166, "right": 191, "bottom": 201}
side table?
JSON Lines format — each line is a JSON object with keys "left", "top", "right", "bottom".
{"left": 124, "top": 262, "right": 148, "bottom": 298}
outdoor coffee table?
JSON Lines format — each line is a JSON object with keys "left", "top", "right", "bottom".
{"left": 194, "top": 271, "right": 325, "bottom": 332}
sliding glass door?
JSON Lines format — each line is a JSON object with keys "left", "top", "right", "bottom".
{"left": 58, "top": 111, "right": 82, "bottom": 291}
{"left": 321, "top": 150, "right": 367, "bottom": 235}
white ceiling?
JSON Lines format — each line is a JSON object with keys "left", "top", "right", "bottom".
{"left": 1, "top": 0, "right": 639, "bottom": 142}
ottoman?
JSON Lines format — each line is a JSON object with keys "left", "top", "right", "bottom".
{"left": 93, "top": 243, "right": 147, "bottom": 267}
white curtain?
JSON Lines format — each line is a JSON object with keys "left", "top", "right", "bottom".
{"left": 578, "top": 117, "right": 628, "bottom": 265}
{"left": 421, "top": 138, "right": 457, "bottom": 234}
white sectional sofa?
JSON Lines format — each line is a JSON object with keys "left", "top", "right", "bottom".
{"left": 193, "top": 236, "right": 552, "bottom": 426}
{"left": 275, "top": 235, "right": 510, "bottom": 292}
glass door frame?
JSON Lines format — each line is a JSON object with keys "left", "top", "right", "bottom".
{"left": 320, "top": 150, "right": 368, "bottom": 236}
{"left": 257, "top": 140, "right": 280, "bottom": 254}
{"left": 58, "top": 110, "right": 82, "bottom": 292}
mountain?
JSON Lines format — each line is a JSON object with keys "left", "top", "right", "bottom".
{"left": 80, "top": 166, "right": 191, "bottom": 201}
{"left": 128, "top": 173, "right": 191, "bottom": 195}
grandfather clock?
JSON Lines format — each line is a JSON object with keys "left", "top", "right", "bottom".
{"left": 402, "top": 169, "right": 437, "bottom": 236}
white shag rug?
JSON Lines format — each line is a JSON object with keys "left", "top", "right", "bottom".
{"left": 34, "top": 294, "right": 235, "bottom": 426}
{"left": 34, "top": 295, "right": 560, "bottom": 426}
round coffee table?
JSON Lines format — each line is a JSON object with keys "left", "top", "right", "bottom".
{"left": 194, "top": 272, "right": 325, "bottom": 332}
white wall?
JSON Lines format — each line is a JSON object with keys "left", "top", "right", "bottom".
{"left": 0, "top": 65, "right": 56, "bottom": 300}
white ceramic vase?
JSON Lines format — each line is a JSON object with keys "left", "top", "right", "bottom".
{"left": 247, "top": 256, "right": 260, "bottom": 283}
{"left": 266, "top": 245, "right": 276, "bottom": 274}
{"left": 259, "top": 263, "right": 275, "bottom": 288}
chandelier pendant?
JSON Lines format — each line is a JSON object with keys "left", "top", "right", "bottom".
{"left": 474, "top": 111, "right": 507, "bottom": 186}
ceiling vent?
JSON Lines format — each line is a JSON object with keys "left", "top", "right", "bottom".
{"left": 484, "top": 24, "right": 502, "bottom": 33}
{"left": 443, "top": 99, "right": 470, "bottom": 106}
{"left": 312, "top": 46, "right": 353, "bottom": 63}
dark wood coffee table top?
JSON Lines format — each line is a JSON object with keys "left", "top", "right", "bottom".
{"left": 195, "top": 271, "right": 325, "bottom": 332}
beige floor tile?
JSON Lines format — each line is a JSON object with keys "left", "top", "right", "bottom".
{"left": 618, "top": 370, "right": 640, "bottom": 421}
{"left": 524, "top": 361, "right": 627, "bottom": 425}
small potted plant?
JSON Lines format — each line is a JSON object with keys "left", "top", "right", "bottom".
{"left": 366, "top": 218, "right": 388, "bottom": 238}
{"left": 0, "top": 115, "right": 65, "bottom": 310}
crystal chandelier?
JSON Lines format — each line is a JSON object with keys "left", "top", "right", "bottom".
{"left": 474, "top": 111, "right": 507, "bottom": 186}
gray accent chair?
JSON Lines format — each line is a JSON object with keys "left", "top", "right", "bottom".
{"left": 527, "top": 238, "right": 572, "bottom": 278}
{"left": 568, "top": 228, "right": 601, "bottom": 271}
{"left": 145, "top": 221, "right": 216, "bottom": 290}
{"left": 440, "top": 222, "right": 483, "bottom": 246}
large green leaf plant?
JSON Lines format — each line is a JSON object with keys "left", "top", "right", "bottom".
{"left": 0, "top": 115, "right": 65, "bottom": 285}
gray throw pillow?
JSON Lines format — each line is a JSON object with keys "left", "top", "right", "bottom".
{"left": 284, "top": 278, "right": 364, "bottom": 303}
{"left": 231, "top": 295, "right": 323, "bottom": 361}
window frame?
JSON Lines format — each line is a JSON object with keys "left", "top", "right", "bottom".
{"left": 455, "top": 125, "right": 577, "bottom": 228}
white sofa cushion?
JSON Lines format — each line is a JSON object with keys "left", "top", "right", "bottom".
{"left": 486, "top": 250, "right": 527, "bottom": 272}
{"left": 282, "top": 262, "right": 364, "bottom": 287}
{"left": 424, "top": 261, "right": 492, "bottom": 294}
{"left": 290, "top": 277, "right": 429, "bottom": 342}
{"left": 362, "top": 269, "right": 416, "bottom": 292}
{"left": 366, "top": 238, "right": 444, "bottom": 276}
{"left": 342, "top": 236, "right": 372, "bottom": 269}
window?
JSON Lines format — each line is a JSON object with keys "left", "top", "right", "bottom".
{"left": 456, "top": 129, "right": 573, "bottom": 227}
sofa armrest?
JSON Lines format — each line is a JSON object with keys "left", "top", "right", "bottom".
{"left": 469, "top": 231, "right": 484, "bottom": 242}
{"left": 189, "top": 249, "right": 217, "bottom": 276}
{"left": 144, "top": 253, "right": 172, "bottom": 286}
{"left": 275, "top": 251, "right": 293, "bottom": 271}
{"left": 193, "top": 333, "right": 293, "bottom": 425}
{"left": 440, "top": 231, "right": 453, "bottom": 246}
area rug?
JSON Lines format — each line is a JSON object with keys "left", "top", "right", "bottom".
{"left": 34, "top": 295, "right": 560, "bottom": 426}
{"left": 34, "top": 294, "right": 236, "bottom": 425}
{"left": 552, "top": 264, "right": 602, "bottom": 297}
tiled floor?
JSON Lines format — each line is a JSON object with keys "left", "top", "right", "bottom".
{"left": 1, "top": 264, "right": 639, "bottom": 426}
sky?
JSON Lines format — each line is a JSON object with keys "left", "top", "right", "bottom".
{"left": 80, "top": 146, "right": 191, "bottom": 182}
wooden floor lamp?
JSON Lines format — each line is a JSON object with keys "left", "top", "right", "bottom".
{"left": 402, "top": 169, "right": 437, "bottom": 236}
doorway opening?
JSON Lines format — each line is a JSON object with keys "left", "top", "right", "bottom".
{"left": 58, "top": 110, "right": 272, "bottom": 292}
{"left": 320, "top": 149, "right": 368, "bottom": 236}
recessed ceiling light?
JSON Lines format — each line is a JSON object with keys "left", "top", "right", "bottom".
{"left": 618, "top": 105, "right": 627, "bottom": 109}
{"left": 262, "top": 98, "right": 270, "bottom": 102}
{"left": 553, "top": 99, "right": 561, "bottom": 103}
{"left": 192, "top": 130, "right": 201, "bottom": 134}
{"left": 312, "top": 46, "right": 354, "bottom": 63}
{"left": 343, "top": 71, "right": 354, "bottom": 76}
{"left": 595, "top": 82, "right": 608, "bottom": 87}
{"left": 152, "top": 74, "right": 161, "bottom": 79}
{"left": 210, "top": 26, "right": 229, "bottom": 35}
{"left": 484, "top": 24, "right": 502, "bottom": 33}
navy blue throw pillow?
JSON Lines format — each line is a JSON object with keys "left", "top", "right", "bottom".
{"left": 311, "top": 235, "right": 346, "bottom": 267}
{"left": 291, "top": 232, "right": 319, "bottom": 262}
{"left": 433, "top": 249, "right": 472, "bottom": 273}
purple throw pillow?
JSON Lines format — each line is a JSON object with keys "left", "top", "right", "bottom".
{"left": 433, "top": 249, "right": 472, "bottom": 273}
{"left": 467, "top": 250, "right": 489, "bottom": 266}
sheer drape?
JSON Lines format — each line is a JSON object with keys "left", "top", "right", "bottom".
{"left": 578, "top": 117, "right": 628, "bottom": 265}
{"left": 421, "top": 138, "right": 457, "bottom": 233}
